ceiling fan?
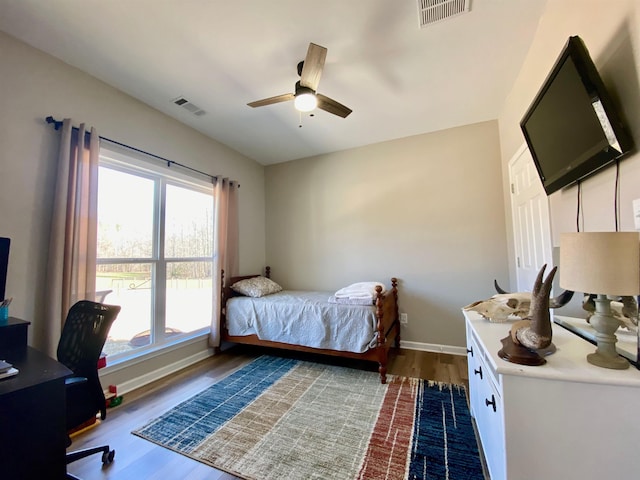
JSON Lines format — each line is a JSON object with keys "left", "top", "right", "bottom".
{"left": 247, "top": 43, "right": 352, "bottom": 118}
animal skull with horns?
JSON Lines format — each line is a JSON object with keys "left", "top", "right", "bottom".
{"left": 464, "top": 267, "right": 573, "bottom": 323}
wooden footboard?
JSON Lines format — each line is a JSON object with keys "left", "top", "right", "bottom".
{"left": 373, "top": 278, "right": 400, "bottom": 382}
{"left": 220, "top": 268, "right": 400, "bottom": 384}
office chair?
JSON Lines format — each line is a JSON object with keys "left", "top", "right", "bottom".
{"left": 57, "top": 300, "right": 121, "bottom": 479}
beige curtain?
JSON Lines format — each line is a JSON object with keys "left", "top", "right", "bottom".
{"left": 43, "top": 119, "right": 100, "bottom": 356}
{"left": 210, "top": 178, "right": 239, "bottom": 348}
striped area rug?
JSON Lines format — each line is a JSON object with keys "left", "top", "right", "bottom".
{"left": 133, "top": 356, "right": 484, "bottom": 480}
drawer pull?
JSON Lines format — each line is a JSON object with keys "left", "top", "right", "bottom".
{"left": 485, "top": 395, "right": 497, "bottom": 412}
{"left": 474, "top": 366, "right": 483, "bottom": 379}
{"left": 467, "top": 346, "right": 474, "bottom": 357}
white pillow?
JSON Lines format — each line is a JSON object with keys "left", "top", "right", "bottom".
{"left": 231, "top": 276, "right": 283, "bottom": 298}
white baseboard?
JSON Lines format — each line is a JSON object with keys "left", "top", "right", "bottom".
{"left": 399, "top": 340, "right": 467, "bottom": 356}
{"left": 108, "top": 348, "right": 214, "bottom": 396}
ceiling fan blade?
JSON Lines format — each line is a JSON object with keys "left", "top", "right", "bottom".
{"left": 316, "top": 94, "right": 352, "bottom": 118}
{"left": 300, "top": 43, "right": 327, "bottom": 91}
{"left": 247, "top": 93, "right": 294, "bottom": 108}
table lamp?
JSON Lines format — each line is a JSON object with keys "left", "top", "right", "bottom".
{"left": 560, "top": 232, "right": 640, "bottom": 369}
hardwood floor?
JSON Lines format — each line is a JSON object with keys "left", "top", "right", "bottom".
{"left": 66, "top": 346, "right": 469, "bottom": 479}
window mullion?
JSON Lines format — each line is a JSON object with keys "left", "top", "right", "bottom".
{"left": 154, "top": 178, "right": 167, "bottom": 344}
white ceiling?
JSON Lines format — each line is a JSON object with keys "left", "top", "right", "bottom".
{"left": 0, "top": 0, "right": 546, "bottom": 165}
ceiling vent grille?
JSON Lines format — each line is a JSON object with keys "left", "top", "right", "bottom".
{"left": 418, "top": 0, "right": 470, "bottom": 28}
{"left": 173, "top": 96, "right": 206, "bottom": 116}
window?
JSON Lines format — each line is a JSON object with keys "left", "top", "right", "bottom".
{"left": 96, "top": 147, "right": 213, "bottom": 359}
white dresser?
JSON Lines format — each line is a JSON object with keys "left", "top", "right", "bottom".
{"left": 463, "top": 310, "right": 640, "bottom": 480}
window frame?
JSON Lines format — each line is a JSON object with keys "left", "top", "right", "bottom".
{"left": 97, "top": 145, "right": 214, "bottom": 363}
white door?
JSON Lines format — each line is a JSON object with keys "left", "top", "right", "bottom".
{"left": 509, "top": 144, "right": 553, "bottom": 292}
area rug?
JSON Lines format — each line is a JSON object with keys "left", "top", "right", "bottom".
{"left": 133, "top": 355, "right": 484, "bottom": 480}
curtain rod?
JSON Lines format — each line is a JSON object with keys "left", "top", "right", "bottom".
{"left": 45, "top": 116, "right": 239, "bottom": 187}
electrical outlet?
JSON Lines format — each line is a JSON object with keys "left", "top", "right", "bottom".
{"left": 400, "top": 313, "right": 408, "bottom": 324}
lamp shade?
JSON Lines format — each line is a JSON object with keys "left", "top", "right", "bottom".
{"left": 560, "top": 232, "right": 640, "bottom": 295}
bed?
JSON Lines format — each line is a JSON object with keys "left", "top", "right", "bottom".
{"left": 220, "top": 267, "right": 400, "bottom": 383}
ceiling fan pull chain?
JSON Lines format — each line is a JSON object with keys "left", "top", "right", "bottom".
{"left": 299, "top": 110, "right": 303, "bottom": 128}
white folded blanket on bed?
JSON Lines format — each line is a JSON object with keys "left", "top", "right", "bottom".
{"left": 334, "top": 282, "right": 386, "bottom": 300}
{"left": 328, "top": 295, "right": 375, "bottom": 306}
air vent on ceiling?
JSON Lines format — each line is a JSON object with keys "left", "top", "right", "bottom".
{"left": 173, "top": 96, "right": 206, "bottom": 116}
{"left": 418, "top": 0, "right": 470, "bottom": 28}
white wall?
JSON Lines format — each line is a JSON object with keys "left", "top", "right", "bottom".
{"left": 499, "top": 0, "right": 640, "bottom": 289}
{"left": 0, "top": 32, "right": 266, "bottom": 362}
{"left": 266, "top": 121, "right": 508, "bottom": 348}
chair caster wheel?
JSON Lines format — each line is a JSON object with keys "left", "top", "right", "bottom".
{"left": 102, "top": 449, "right": 115, "bottom": 464}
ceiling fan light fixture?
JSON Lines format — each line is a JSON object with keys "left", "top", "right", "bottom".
{"left": 248, "top": 44, "right": 351, "bottom": 118}
{"left": 294, "top": 90, "right": 317, "bottom": 112}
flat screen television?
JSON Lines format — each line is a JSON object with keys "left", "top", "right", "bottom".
{"left": 520, "top": 35, "right": 633, "bottom": 195}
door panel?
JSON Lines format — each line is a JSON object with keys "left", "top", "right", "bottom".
{"left": 509, "top": 145, "right": 553, "bottom": 292}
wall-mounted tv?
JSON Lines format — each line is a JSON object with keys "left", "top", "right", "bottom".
{"left": 520, "top": 35, "right": 633, "bottom": 195}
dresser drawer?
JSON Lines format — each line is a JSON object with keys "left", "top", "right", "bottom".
{"left": 466, "top": 320, "right": 505, "bottom": 480}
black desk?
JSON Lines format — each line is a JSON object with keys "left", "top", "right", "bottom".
{"left": 0, "top": 345, "right": 71, "bottom": 479}
{"left": 0, "top": 317, "right": 30, "bottom": 350}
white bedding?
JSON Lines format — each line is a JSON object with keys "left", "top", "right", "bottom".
{"left": 225, "top": 290, "right": 379, "bottom": 353}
